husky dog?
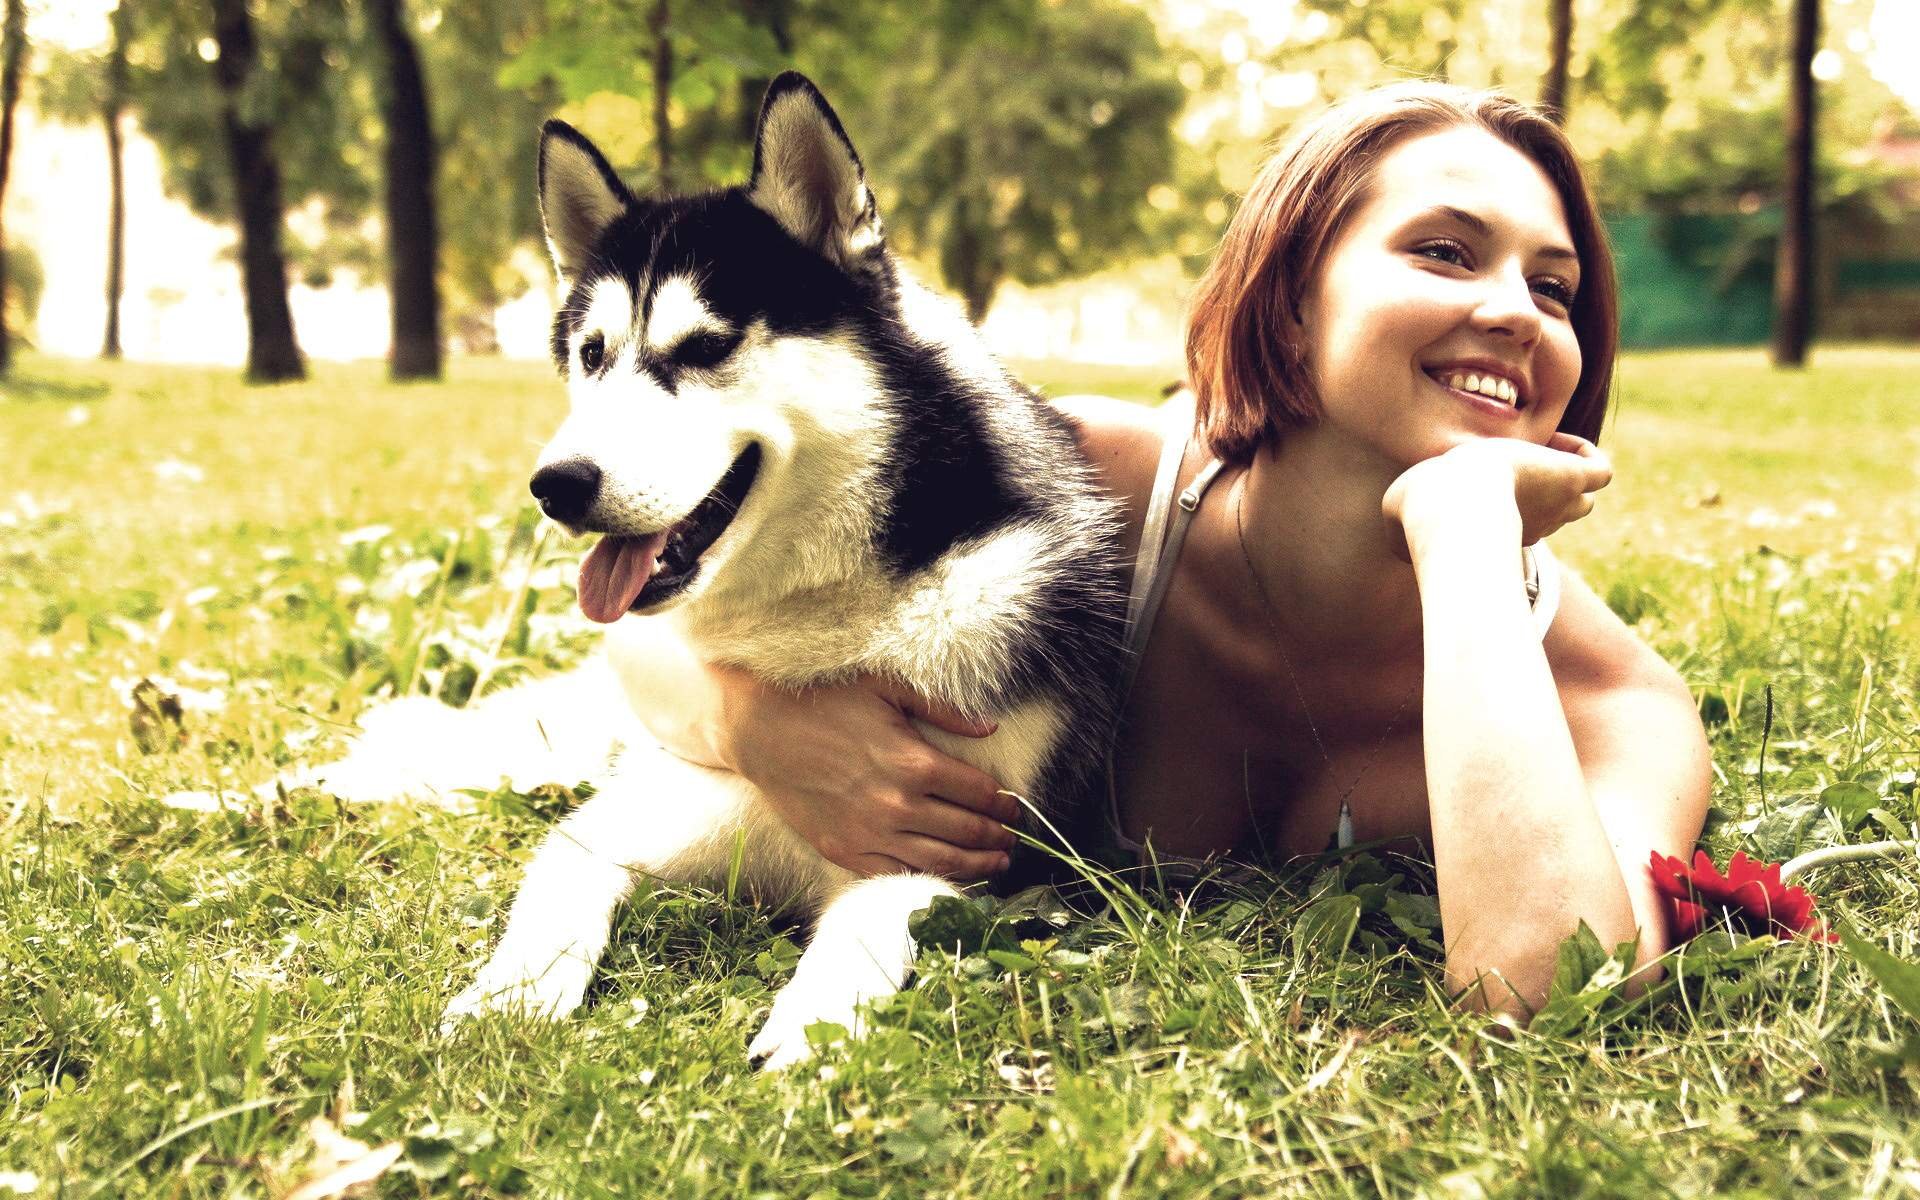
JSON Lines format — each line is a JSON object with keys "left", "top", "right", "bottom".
{"left": 325, "top": 73, "right": 1122, "bottom": 1068}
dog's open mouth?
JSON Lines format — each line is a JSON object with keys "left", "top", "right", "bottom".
{"left": 575, "top": 444, "right": 762, "bottom": 622}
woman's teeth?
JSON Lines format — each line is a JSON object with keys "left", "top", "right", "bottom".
{"left": 1441, "top": 371, "right": 1518, "bottom": 406}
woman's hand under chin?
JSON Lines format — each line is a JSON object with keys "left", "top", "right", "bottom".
{"left": 1381, "top": 432, "right": 1613, "bottom": 561}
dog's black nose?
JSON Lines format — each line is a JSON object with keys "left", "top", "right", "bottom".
{"left": 529, "top": 459, "right": 602, "bottom": 525}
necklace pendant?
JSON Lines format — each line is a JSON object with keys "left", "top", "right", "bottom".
{"left": 1337, "top": 799, "right": 1355, "bottom": 850}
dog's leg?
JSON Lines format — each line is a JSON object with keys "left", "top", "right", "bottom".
{"left": 442, "top": 741, "right": 765, "bottom": 1026}
{"left": 306, "top": 656, "right": 634, "bottom": 806}
{"left": 747, "top": 873, "right": 961, "bottom": 1070}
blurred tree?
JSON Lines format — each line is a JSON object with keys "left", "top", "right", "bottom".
{"left": 104, "top": 2, "right": 129, "bottom": 359}
{"left": 425, "top": 0, "right": 550, "bottom": 354}
{"left": 35, "top": 3, "right": 132, "bottom": 360}
{"left": 498, "top": 0, "right": 1177, "bottom": 320}
{"left": 0, "top": 0, "right": 25, "bottom": 374}
{"left": 369, "top": 0, "right": 442, "bottom": 379}
{"left": 1770, "top": 0, "right": 1815, "bottom": 367}
{"left": 859, "top": 0, "right": 1182, "bottom": 321}
{"left": 210, "top": 0, "right": 305, "bottom": 381}
{"left": 499, "top": 0, "right": 792, "bottom": 194}
{"left": 105, "top": 0, "right": 376, "bottom": 379}
{"left": 1541, "top": 0, "right": 1573, "bottom": 122}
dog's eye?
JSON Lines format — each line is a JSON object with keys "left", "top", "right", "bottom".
{"left": 675, "top": 330, "right": 741, "bottom": 372}
{"left": 580, "top": 334, "right": 605, "bottom": 374}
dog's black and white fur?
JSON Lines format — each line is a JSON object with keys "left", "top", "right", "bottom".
{"left": 314, "top": 74, "right": 1123, "bottom": 1067}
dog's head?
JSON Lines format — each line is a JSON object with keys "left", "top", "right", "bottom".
{"left": 530, "top": 73, "right": 901, "bottom": 622}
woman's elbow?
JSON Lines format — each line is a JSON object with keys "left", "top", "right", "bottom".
{"left": 1444, "top": 917, "right": 1668, "bottom": 1024}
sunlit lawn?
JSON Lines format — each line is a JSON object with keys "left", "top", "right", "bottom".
{"left": 3, "top": 346, "right": 1919, "bottom": 1196}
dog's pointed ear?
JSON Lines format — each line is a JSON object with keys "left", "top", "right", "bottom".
{"left": 539, "top": 120, "right": 633, "bottom": 283}
{"left": 748, "top": 72, "right": 884, "bottom": 272}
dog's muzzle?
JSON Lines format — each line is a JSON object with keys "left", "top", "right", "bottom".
{"left": 529, "top": 458, "right": 601, "bottom": 526}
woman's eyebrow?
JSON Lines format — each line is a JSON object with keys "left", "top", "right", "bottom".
{"left": 1419, "top": 205, "right": 1579, "bottom": 265}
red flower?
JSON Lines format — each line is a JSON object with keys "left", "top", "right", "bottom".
{"left": 1648, "top": 850, "right": 1838, "bottom": 943}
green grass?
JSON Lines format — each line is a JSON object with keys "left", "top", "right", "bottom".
{"left": 4, "top": 347, "right": 1920, "bottom": 1197}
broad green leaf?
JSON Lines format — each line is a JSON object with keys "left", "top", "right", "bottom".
{"left": 995, "top": 885, "right": 1074, "bottom": 930}
{"left": 1382, "top": 891, "right": 1441, "bottom": 931}
{"left": 1819, "top": 782, "right": 1877, "bottom": 829}
{"left": 1162, "top": 1007, "right": 1201, "bottom": 1036}
{"left": 1292, "top": 894, "right": 1361, "bottom": 958}
{"left": 1840, "top": 927, "right": 1920, "bottom": 1025}
{"left": 909, "top": 895, "right": 990, "bottom": 954}
{"left": 1550, "top": 921, "right": 1610, "bottom": 1003}
{"left": 1750, "top": 801, "right": 1822, "bottom": 861}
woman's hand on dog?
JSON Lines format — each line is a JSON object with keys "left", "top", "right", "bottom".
{"left": 713, "top": 667, "right": 1016, "bottom": 881}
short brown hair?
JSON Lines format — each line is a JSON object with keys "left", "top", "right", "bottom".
{"left": 1185, "top": 83, "right": 1618, "bottom": 464}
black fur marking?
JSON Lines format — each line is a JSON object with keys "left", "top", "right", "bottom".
{"left": 861, "top": 333, "right": 1034, "bottom": 577}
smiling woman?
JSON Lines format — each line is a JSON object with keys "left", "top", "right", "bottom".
{"left": 638, "top": 82, "right": 1712, "bottom": 1021}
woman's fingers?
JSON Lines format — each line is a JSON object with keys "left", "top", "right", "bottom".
{"left": 850, "top": 852, "right": 920, "bottom": 877}
{"left": 901, "top": 793, "right": 1015, "bottom": 853}
{"left": 1544, "top": 432, "right": 1613, "bottom": 492}
{"left": 921, "top": 753, "right": 1018, "bottom": 822}
{"left": 888, "top": 834, "right": 1010, "bottom": 881}
{"left": 1546, "top": 431, "right": 1595, "bottom": 456}
{"left": 871, "top": 678, "right": 998, "bottom": 738}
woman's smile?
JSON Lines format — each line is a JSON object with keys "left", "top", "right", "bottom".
{"left": 1428, "top": 368, "right": 1528, "bottom": 422}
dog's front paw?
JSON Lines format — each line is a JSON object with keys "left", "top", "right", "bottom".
{"left": 440, "top": 946, "right": 596, "bottom": 1032}
{"left": 747, "top": 977, "right": 869, "bottom": 1071}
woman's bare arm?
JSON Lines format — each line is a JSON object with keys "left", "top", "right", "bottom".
{"left": 1389, "top": 437, "right": 1710, "bottom": 1014}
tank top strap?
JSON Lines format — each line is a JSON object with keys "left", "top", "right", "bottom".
{"left": 1118, "top": 418, "right": 1228, "bottom": 705}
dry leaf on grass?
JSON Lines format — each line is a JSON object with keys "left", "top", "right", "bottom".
{"left": 270, "top": 1112, "right": 403, "bottom": 1200}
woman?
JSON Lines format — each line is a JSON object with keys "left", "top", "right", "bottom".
{"left": 626, "top": 83, "right": 1712, "bottom": 1016}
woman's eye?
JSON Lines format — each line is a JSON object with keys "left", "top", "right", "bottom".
{"left": 580, "top": 335, "right": 605, "bottom": 373}
{"left": 1416, "top": 239, "right": 1471, "bottom": 268}
{"left": 1531, "top": 277, "right": 1577, "bottom": 308}
{"left": 676, "top": 330, "right": 741, "bottom": 371}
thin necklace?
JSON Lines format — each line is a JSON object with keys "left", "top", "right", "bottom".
{"left": 1231, "top": 469, "right": 1418, "bottom": 847}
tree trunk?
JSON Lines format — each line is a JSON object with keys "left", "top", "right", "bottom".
{"left": 950, "top": 193, "right": 1002, "bottom": 324}
{"left": 651, "top": 0, "right": 672, "bottom": 192}
{"left": 1770, "top": 0, "right": 1817, "bottom": 368}
{"left": 370, "top": 0, "right": 442, "bottom": 380}
{"left": 209, "top": 0, "right": 305, "bottom": 382}
{"left": 1540, "top": 0, "right": 1573, "bottom": 124}
{"left": 0, "top": 0, "right": 27, "bottom": 374}
{"left": 735, "top": 0, "right": 792, "bottom": 145}
{"left": 103, "top": 0, "right": 129, "bottom": 360}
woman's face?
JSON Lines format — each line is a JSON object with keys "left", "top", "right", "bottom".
{"left": 1298, "top": 124, "right": 1585, "bottom": 468}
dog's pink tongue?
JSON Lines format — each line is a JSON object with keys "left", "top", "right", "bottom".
{"left": 577, "top": 532, "right": 670, "bottom": 623}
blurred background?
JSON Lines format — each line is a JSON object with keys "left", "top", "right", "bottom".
{"left": 0, "top": 0, "right": 1915, "bottom": 382}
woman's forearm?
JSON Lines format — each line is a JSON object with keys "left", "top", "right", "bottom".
{"left": 1408, "top": 515, "right": 1636, "bottom": 1013}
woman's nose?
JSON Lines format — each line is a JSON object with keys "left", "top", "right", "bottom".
{"left": 1471, "top": 264, "right": 1543, "bottom": 343}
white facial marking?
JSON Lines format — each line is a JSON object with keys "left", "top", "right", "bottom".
{"left": 646, "top": 275, "right": 725, "bottom": 355}
{"left": 578, "top": 278, "right": 634, "bottom": 361}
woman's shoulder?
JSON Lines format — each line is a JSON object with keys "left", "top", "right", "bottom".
{"left": 1545, "top": 568, "right": 1691, "bottom": 702}
{"left": 1051, "top": 391, "right": 1191, "bottom": 506}
{"left": 1050, "top": 394, "right": 1192, "bottom": 560}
